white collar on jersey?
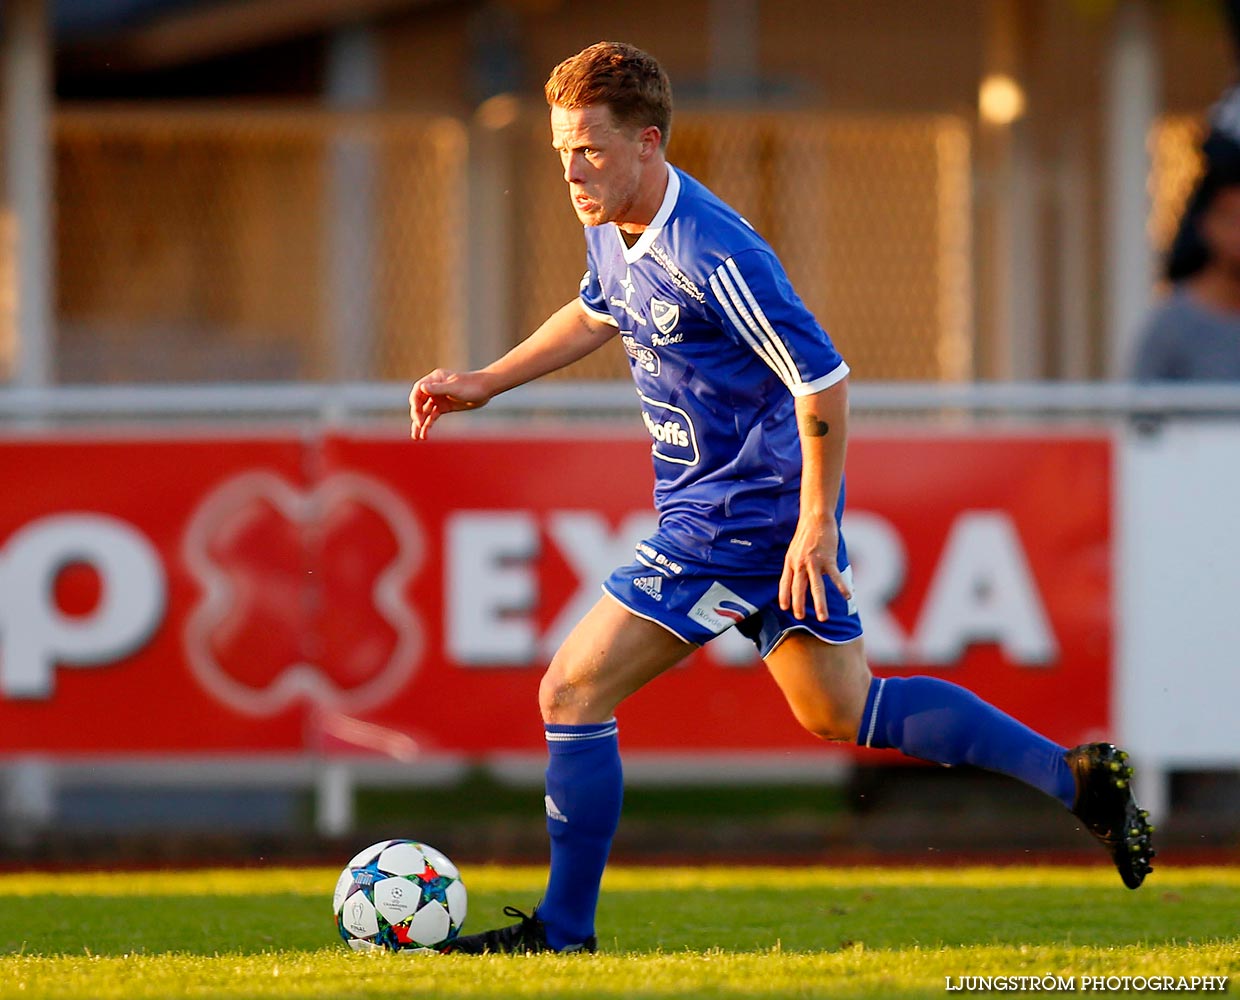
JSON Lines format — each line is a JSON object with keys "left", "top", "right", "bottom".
{"left": 615, "top": 161, "right": 680, "bottom": 265}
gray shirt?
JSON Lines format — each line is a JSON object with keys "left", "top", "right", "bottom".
{"left": 1133, "top": 289, "right": 1240, "bottom": 381}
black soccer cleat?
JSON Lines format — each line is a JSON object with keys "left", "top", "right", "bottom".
{"left": 447, "top": 906, "right": 597, "bottom": 955}
{"left": 1066, "top": 742, "right": 1156, "bottom": 890}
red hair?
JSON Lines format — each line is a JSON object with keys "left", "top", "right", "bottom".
{"left": 545, "top": 42, "right": 672, "bottom": 147}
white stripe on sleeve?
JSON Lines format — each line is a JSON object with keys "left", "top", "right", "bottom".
{"left": 709, "top": 266, "right": 800, "bottom": 388}
{"left": 724, "top": 258, "right": 805, "bottom": 387}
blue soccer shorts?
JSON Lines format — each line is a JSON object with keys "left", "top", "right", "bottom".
{"left": 601, "top": 528, "right": 864, "bottom": 657}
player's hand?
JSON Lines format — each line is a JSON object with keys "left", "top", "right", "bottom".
{"left": 409, "top": 369, "right": 496, "bottom": 440}
{"left": 778, "top": 516, "right": 852, "bottom": 622}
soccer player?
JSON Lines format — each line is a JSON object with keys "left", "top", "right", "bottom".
{"left": 411, "top": 41, "right": 1154, "bottom": 954}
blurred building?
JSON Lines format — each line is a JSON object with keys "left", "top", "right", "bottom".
{"left": 0, "top": 0, "right": 1232, "bottom": 387}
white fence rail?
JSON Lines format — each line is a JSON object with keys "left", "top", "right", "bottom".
{"left": 4, "top": 380, "right": 1240, "bottom": 421}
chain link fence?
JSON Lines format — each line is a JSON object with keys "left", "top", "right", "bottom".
{"left": 56, "top": 108, "right": 465, "bottom": 384}
{"left": 509, "top": 109, "right": 973, "bottom": 382}
{"left": 49, "top": 105, "right": 1203, "bottom": 387}
{"left": 52, "top": 105, "right": 977, "bottom": 386}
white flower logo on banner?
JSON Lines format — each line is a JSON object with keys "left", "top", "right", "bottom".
{"left": 181, "top": 471, "right": 423, "bottom": 717}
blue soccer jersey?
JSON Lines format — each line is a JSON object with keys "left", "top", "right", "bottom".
{"left": 579, "top": 164, "right": 849, "bottom": 562}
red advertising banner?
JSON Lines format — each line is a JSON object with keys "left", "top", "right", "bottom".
{"left": 0, "top": 430, "right": 1111, "bottom": 758}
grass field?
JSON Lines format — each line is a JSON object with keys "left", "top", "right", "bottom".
{"left": 1, "top": 864, "right": 1236, "bottom": 999}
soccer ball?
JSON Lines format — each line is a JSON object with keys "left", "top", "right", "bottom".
{"left": 333, "top": 839, "right": 467, "bottom": 952}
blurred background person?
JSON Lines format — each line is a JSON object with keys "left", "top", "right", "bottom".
{"left": 1134, "top": 170, "right": 1240, "bottom": 380}
{"left": 1135, "top": 0, "right": 1240, "bottom": 381}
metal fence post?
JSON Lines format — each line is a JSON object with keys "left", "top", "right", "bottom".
{"left": 463, "top": 97, "right": 519, "bottom": 371}
{"left": 2, "top": 0, "right": 53, "bottom": 388}
{"left": 1, "top": 756, "right": 55, "bottom": 848}
{"left": 316, "top": 761, "right": 355, "bottom": 839}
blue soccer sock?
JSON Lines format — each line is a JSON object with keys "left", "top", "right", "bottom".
{"left": 536, "top": 720, "right": 623, "bottom": 951}
{"left": 857, "top": 676, "right": 1077, "bottom": 808}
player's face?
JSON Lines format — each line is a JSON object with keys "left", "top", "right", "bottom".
{"left": 550, "top": 104, "right": 648, "bottom": 227}
{"left": 1202, "top": 185, "right": 1240, "bottom": 276}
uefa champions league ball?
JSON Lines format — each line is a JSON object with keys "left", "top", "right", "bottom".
{"left": 333, "top": 839, "right": 467, "bottom": 952}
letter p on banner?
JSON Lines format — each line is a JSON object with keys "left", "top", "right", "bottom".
{"left": 0, "top": 514, "right": 166, "bottom": 698}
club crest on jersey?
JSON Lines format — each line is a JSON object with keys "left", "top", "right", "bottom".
{"left": 650, "top": 297, "right": 680, "bottom": 335}
{"left": 687, "top": 582, "right": 759, "bottom": 635}
{"left": 622, "top": 335, "right": 660, "bottom": 375}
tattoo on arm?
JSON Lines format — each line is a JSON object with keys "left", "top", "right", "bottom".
{"left": 801, "top": 413, "right": 830, "bottom": 437}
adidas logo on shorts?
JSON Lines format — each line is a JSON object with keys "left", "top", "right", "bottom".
{"left": 633, "top": 575, "right": 664, "bottom": 601}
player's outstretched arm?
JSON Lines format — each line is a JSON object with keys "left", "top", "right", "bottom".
{"left": 410, "top": 300, "right": 617, "bottom": 439}
{"left": 779, "top": 377, "right": 852, "bottom": 621}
